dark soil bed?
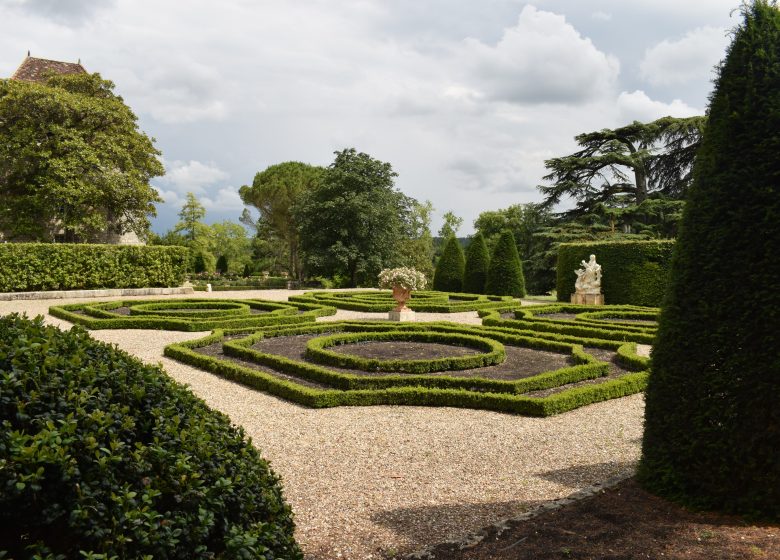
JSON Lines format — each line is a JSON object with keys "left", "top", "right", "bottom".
{"left": 410, "top": 478, "right": 779, "bottom": 560}
{"left": 330, "top": 341, "right": 479, "bottom": 360}
{"left": 251, "top": 334, "right": 575, "bottom": 381}
{"left": 534, "top": 312, "right": 578, "bottom": 321}
{"left": 193, "top": 341, "right": 330, "bottom": 389}
{"left": 106, "top": 306, "right": 269, "bottom": 316}
{"left": 593, "top": 317, "right": 658, "bottom": 325}
{"left": 523, "top": 347, "right": 632, "bottom": 398}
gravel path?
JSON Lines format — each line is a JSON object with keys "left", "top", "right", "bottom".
{"left": 0, "top": 290, "right": 645, "bottom": 560}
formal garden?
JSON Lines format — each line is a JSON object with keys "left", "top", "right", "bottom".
{"left": 1, "top": 2, "right": 779, "bottom": 559}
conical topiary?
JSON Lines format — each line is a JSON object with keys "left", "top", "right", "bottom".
{"left": 193, "top": 252, "right": 207, "bottom": 273}
{"left": 216, "top": 255, "right": 229, "bottom": 274}
{"left": 638, "top": 0, "right": 780, "bottom": 518}
{"left": 242, "top": 263, "right": 252, "bottom": 278}
{"left": 485, "top": 230, "right": 525, "bottom": 297}
{"left": 433, "top": 236, "right": 465, "bottom": 292}
{"left": 463, "top": 233, "right": 490, "bottom": 294}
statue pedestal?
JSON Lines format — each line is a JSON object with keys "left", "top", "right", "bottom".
{"left": 571, "top": 293, "right": 604, "bottom": 305}
{"left": 389, "top": 309, "right": 416, "bottom": 322}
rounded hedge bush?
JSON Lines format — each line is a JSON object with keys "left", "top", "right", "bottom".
{"left": 639, "top": 0, "right": 780, "bottom": 519}
{"left": 433, "top": 236, "right": 465, "bottom": 292}
{"left": 486, "top": 230, "right": 525, "bottom": 297}
{"left": 463, "top": 233, "right": 490, "bottom": 294}
{"left": 0, "top": 314, "right": 302, "bottom": 559}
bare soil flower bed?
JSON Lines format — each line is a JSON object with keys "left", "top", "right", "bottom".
{"left": 245, "top": 333, "right": 576, "bottom": 380}
{"left": 412, "top": 478, "right": 779, "bottom": 560}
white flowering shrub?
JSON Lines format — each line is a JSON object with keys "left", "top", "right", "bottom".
{"left": 378, "top": 267, "right": 427, "bottom": 291}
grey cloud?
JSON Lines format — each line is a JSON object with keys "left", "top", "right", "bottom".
{"left": 12, "top": 0, "right": 116, "bottom": 25}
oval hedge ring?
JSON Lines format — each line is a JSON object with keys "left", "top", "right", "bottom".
{"left": 304, "top": 330, "right": 506, "bottom": 373}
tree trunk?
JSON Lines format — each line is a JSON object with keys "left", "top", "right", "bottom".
{"left": 635, "top": 166, "right": 648, "bottom": 204}
{"left": 349, "top": 261, "right": 358, "bottom": 288}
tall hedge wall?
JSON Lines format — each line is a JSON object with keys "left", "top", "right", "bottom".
{"left": 0, "top": 243, "right": 190, "bottom": 292}
{"left": 556, "top": 240, "right": 674, "bottom": 306}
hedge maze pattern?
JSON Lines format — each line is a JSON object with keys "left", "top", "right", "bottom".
{"left": 49, "top": 294, "right": 657, "bottom": 416}
{"left": 49, "top": 298, "right": 337, "bottom": 331}
{"left": 289, "top": 290, "right": 515, "bottom": 312}
{"left": 166, "top": 309, "right": 653, "bottom": 416}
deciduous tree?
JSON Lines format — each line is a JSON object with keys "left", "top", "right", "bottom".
{"left": 0, "top": 73, "right": 163, "bottom": 241}
{"left": 295, "top": 148, "right": 410, "bottom": 287}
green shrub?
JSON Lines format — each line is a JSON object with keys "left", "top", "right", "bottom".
{"left": 486, "top": 230, "right": 525, "bottom": 297}
{"left": 433, "top": 236, "right": 465, "bottom": 292}
{"left": 0, "top": 243, "right": 189, "bottom": 292}
{"left": 243, "top": 263, "right": 252, "bottom": 277}
{"left": 639, "top": 1, "right": 780, "bottom": 519}
{"left": 556, "top": 240, "right": 674, "bottom": 306}
{"left": 216, "top": 254, "right": 229, "bottom": 274}
{"left": 463, "top": 232, "right": 490, "bottom": 294}
{"left": 0, "top": 314, "right": 301, "bottom": 559}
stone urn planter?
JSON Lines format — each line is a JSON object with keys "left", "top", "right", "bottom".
{"left": 378, "top": 267, "right": 427, "bottom": 322}
{"left": 391, "top": 285, "right": 412, "bottom": 311}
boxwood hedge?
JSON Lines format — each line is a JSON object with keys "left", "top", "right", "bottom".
{"left": 0, "top": 314, "right": 301, "bottom": 559}
{"left": 165, "top": 320, "right": 649, "bottom": 416}
{"left": 289, "top": 290, "right": 514, "bottom": 313}
{"left": 556, "top": 240, "right": 675, "bottom": 306}
{"left": 49, "top": 298, "right": 336, "bottom": 331}
{"left": 0, "top": 243, "right": 190, "bottom": 292}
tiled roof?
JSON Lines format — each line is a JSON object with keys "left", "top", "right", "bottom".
{"left": 10, "top": 55, "right": 87, "bottom": 83}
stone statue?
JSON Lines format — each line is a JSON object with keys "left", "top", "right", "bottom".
{"left": 574, "top": 254, "right": 602, "bottom": 295}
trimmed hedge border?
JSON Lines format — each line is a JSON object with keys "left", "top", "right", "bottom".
{"left": 165, "top": 320, "right": 649, "bottom": 416}
{"left": 128, "top": 300, "right": 251, "bottom": 318}
{"left": 557, "top": 240, "right": 674, "bottom": 306}
{"left": 289, "top": 290, "right": 514, "bottom": 312}
{"left": 305, "top": 330, "right": 506, "bottom": 373}
{"left": 479, "top": 304, "right": 659, "bottom": 344}
{"left": 0, "top": 243, "right": 190, "bottom": 292}
{"left": 49, "top": 298, "right": 336, "bottom": 331}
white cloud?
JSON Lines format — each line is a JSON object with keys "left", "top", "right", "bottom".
{"left": 200, "top": 187, "right": 245, "bottom": 211}
{"left": 616, "top": 90, "right": 702, "bottom": 123}
{"left": 157, "top": 160, "right": 230, "bottom": 195}
{"left": 640, "top": 26, "right": 729, "bottom": 86}
{"left": 457, "top": 6, "right": 620, "bottom": 104}
{"left": 0, "top": 1, "right": 731, "bottom": 232}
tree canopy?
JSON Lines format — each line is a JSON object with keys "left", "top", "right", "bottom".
{"left": 538, "top": 116, "right": 705, "bottom": 221}
{"left": 295, "top": 148, "right": 411, "bottom": 287}
{"left": 239, "top": 161, "right": 324, "bottom": 279}
{"left": 639, "top": 0, "right": 780, "bottom": 518}
{"left": 0, "top": 72, "right": 163, "bottom": 241}
{"left": 474, "top": 203, "right": 552, "bottom": 294}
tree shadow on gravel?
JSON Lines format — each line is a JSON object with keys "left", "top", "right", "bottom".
{"left": 536, "top": 460, "right": 636, "bottom": 488}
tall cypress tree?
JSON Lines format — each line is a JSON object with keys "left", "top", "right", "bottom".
{"left": 639, "top": 1, "right": 780, "bottom": 518}
{"left": 485, "top": 230, "right": 525, "bottom": 297}
{"left": 433, "top": 236, "right": 465, "bottom": 292}
{"left": 463, "top": 233, "right": 490, "bottom": 294}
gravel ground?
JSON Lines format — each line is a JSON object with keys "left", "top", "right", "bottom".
{"left": 0, "top": 290, "right": 646, "bottom": 560}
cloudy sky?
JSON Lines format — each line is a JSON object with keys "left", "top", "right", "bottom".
{"left": 0, "top": 0, "right": 738, "bottom": 234}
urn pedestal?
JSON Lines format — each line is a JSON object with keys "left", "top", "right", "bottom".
{"left": 389, "top": 286, "right": 416, "bottom": 321}
{"left": 570, "top": 292, "right": 605, "bottom": 305}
